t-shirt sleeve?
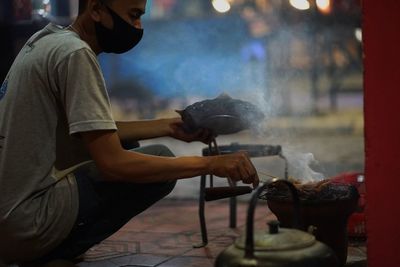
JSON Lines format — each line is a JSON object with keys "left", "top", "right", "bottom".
{"left": 55, "top": 48, "right": 117, "bottom": 135}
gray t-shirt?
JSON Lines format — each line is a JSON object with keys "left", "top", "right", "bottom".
{"left": 0, "top": 23, "right": 117, "bottom": 263}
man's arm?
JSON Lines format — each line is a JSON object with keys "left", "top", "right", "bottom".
{"left": 116, "top": 118, "right": 173, "bottom": 141}
{"left": 116, "top": 117, "right": 214, "bottom": 144}
{"left": 80, "top": 130, "right": 259, "bottom": 186}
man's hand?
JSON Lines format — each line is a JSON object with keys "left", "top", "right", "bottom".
{"left": 167, "top": 117, "right": 215, "bottom": 144}
{"left": 208, "top": 151, "right": 260, "bottom": 188}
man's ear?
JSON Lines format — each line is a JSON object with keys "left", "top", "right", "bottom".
{"left": 87, "top": 0, "right": 103, "bottom": 22}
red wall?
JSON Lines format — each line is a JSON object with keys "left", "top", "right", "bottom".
{"left": 364, "top": 1, "right": 400, "bottom": 266}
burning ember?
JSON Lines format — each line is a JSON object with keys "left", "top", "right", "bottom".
{"left": 260, "top": 178, "right": 359, "bottom": 202}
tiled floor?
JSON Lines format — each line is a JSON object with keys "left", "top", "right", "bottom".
{"left": 76, "top": 199, "right": 265, "bottom": 267}
{"left": 72, "top": 199, "right": 367, "bottom": 267}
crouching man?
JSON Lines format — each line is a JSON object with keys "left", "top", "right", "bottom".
{"left": 0, "top": 0, "right": 259, "bottom": 265}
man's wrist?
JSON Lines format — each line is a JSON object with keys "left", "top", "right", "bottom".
{"left": 161, "top": 118, "right": 174, "bottom": 137}
{"left": 162, "top": 117, "right": 181, "bottom": 137}
{"left": 201, "top": 156, "right": 214, "bottom": 175}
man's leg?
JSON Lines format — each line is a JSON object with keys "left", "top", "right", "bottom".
{"left": 37, "top": 144, "right": 176, "bottom": 262}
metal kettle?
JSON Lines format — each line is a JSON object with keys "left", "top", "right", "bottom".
{"left": 215, "top": 180, "right": 340, "bottom": 267}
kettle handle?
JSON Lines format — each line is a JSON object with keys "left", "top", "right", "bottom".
{"left": 244, "top": 179, "right": 301, "bottom": 259}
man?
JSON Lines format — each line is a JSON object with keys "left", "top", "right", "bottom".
{"left": 0, "top": 0, "right": 259, "bottom": 265}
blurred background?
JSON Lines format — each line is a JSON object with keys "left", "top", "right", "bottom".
{"left": 0, "top": 0, "right": 364, "bottom": 198}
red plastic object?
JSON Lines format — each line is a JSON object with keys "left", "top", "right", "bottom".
{"left": 330, "top": 172, "right": 366, "bottom": 238}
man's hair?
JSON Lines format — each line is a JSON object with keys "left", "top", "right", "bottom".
{"left": 78, "top": 0, "right": 112, "bottom": 15}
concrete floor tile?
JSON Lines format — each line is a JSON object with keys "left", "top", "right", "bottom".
{"left": 156, "top": 256, "right": 214, "bottom": 267}
{"left": 109, "top": 254, "right": 170, "bottom": 267}
{"left": 77, "top": 259, "right": 119, "bottom": 267}
{"left": 184, "top": 237, "right": 236, "bottom": 259}
{"left": 82, "top": 240, "right": 139, "bottom": 262}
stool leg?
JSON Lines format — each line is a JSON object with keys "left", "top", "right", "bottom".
{"left": 193, "top": 174, "right": 208, "bottom": 248}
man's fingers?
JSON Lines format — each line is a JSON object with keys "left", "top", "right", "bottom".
{"left": 252, "top": 173, "right": 260, "bottom": 188}
{"left": 184, "top": 128, "right": 211, "bottom": 144}
{"left": 232, "top": 153, "right": 259, "bottom": 188}
{"left": 237, "top": 164, "right": 250, "bottom": 183}
{"left": 240, "top": 153, "right": 259, "bottom": 188}
{"left": 213, "top": 152, "right": 260, "bottom": 189}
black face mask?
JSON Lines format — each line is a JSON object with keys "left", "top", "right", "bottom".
{"left": 95, "top": 5, "right": 144, "bottom": 54}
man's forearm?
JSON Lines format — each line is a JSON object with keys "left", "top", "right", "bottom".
{"left": 81, "top": 130, "right": 259, "bottom": 187}
{"left": 100, "top": 150, "right": 212, "bottom": 183}
{"left": 116, "top": 119, "right": 173, "bottom": 141}
{"left": 82, "top": 129, "right": 212, "bottom": 183}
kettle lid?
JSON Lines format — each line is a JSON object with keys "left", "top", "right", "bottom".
{"left": 235, "top": 221, "right": 316, "bottom": 251}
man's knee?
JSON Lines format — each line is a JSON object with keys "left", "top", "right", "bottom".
{"left": 146, "top": 180, "right": 176, "bottom": 201}
{"left": 162, "top": 180, "right": 177, "bottom": 196}
{"left": 154, "top": 144, "right": 175, "bottom": 157}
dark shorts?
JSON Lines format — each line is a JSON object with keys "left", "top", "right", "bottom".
{"left": 36, "top": 144, "right": 176, "bottom": 263}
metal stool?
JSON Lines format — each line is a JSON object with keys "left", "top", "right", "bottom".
{"left": 194, "top": 142, "right": 287, "bottom": 248}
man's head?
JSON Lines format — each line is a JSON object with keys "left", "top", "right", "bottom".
{"left": 78, "top": 0, "right": 146, "bottom": 29}
{"left": 75, "top": 0, "right": 147, "bottom": 54}
{"left": 79, "top": 0, "right": 112, "bottom": 15}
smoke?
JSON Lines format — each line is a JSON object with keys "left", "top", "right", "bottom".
{"left": 282, "top": 147, "right": 325, "bottom": 182}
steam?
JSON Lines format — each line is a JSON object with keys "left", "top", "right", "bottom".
{"left": 282, "top": 148, "right": 325, "bottom": 182}
{"left": 231, "top": 69, "right": 326, "bottom": 183}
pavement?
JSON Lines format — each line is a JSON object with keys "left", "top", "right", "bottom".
{"left": 24, "top": 199, "right": 366, "bottom": 267}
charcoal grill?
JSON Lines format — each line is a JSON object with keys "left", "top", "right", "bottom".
{"left": 260, "top": 179, "right": 360, "bottom": 266}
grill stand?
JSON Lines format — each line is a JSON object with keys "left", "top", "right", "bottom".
{"left": 193, "top": 142, "right": 286, "bottom": 248}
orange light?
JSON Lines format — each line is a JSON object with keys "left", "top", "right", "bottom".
{"left": 316, "top": 0, "right": 332, "bottom": 14}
